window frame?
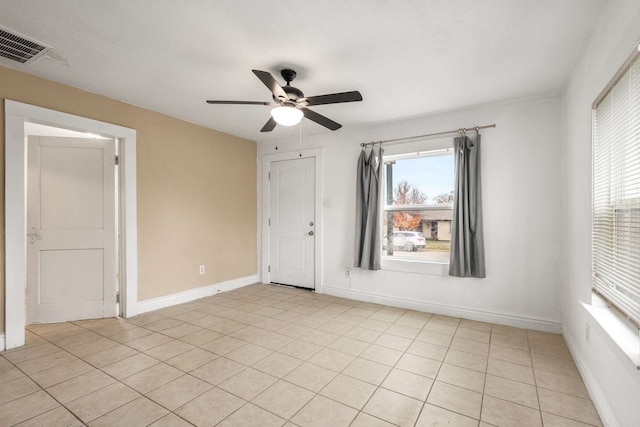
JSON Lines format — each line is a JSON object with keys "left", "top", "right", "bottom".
{"left": 591, "top": 44, "right": 640, "bottom": 329}
{"left": 379, "top": 137, "right": 454, "bottom": 274}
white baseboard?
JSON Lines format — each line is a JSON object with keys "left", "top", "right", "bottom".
{"left": 322, "top": 285, "right": 562, "bottom": 333}
{"left": 563, "top": 327, "right": 619, "bottom": 427}
{"left": 0, "top": 333, "right": 5, "bottom": 352}
{"left": 137, "top": 275, "right": 258, "bottom": 315}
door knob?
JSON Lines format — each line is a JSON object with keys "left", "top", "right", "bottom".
{"left": 308, "top": 231, "right": 314, "bottom": 236}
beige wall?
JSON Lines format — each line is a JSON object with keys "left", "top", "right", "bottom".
{"left": 0, "top": 65, "right": 257, "bottom": 333}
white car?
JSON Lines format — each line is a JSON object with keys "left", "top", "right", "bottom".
{"left": 383, "top": 231, "right": 426, "bottom": 252}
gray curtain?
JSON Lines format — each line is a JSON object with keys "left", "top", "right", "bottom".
{"left": 354, "top": 146, "right": 383, "bottom": 270}
{"left": 449, "top": 134, "right": 486, "bottom": 278}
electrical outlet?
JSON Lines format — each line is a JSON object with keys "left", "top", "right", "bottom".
{"left": 585, "top": 322, "right": 590, "bottom": 343}
{"left": 345, "top": 268, "right": 351, "bottom": 278}
{"left": 199, "top": 265, "right": 205, "bottom": 275}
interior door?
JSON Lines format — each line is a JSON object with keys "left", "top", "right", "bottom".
{"left": 27, "top": 136, "right": 117, "bottom": 323}
{"left": 269, "top": 157, "right": 315, "bottom": 289}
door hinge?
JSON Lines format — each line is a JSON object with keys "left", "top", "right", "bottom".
{"left": 115, "top": 155, "right": 119, "bottom": 165}
{"left": 268, "top": 171, "right": 271, "bottom": 180}
{"left": 116, "top": 292, "right": 120, "bottom": 303}
{"left": 268, "top": 265, "right": 271, "bottom": 272}
{"left": 268, "top": 218, "right": 271, "bottom": 226}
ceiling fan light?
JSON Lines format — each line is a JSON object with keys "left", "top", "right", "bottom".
{"left": 271, "top": 106, "right": 303, "bottom": 126}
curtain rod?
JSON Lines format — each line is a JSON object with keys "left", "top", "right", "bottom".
{"left": 360, "top": 123, "right": 496, "bottom": 148}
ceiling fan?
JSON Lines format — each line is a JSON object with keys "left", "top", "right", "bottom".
{"left": 206, "top": 69, "right": 363, "bottom": 132}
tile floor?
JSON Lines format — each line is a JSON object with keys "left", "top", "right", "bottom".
{"left": 0, "top": 284, "right": 602, "bottom": 427}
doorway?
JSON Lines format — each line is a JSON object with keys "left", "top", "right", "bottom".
{"left": 261, "top": 149, "right": 323, "bottom": 291}
{"left": 4, "top": 100, "right": 138, "bottom": 350}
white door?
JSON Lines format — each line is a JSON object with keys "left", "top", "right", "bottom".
{"left": 27, "top": 136, "right": 117, "bottom": 323}
{"left": 269, "top": 157, "right": 315, "bottom": 289}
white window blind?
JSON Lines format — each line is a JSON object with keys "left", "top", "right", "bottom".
{"left": 593, "top": 47, "right": 640, "bottom": 326}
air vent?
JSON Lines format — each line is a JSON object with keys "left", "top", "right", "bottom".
{"left": 0, "top": 26, "right": 50, "bottom": 65}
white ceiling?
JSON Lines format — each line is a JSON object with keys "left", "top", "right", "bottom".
{"left": 0, "top": 0, "right": 606, "bottom": 141}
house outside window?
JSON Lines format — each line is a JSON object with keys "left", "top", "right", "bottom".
{"left": 382, "top": 144, "right": 454, "bottom": 264}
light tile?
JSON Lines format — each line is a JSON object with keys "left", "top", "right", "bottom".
{"left": 165, "top": 348, "right": 218, "bottom": 372}
{"left": 144, "top": 340, "right": 195, "bottom": 361}
{"left": 319, "top": 374, "right": 376, "bottom": 409}
{"left": 279, "top": 340, "right": 324, "bottom": 360}
{"left": 122, "top": 363, "right": 184, "bottom": 394}
{"left": 83, "top": 344, "right": 138, "bottom": 368}
{"left": 284, "top": 362, "right": 336, "bottom": 392}
{"left": 102, "top": 353, "right": 160, "bottom": 379}
{"left": 415, "top": 330, "right": 454, "bottom": 347}
{"left": 126, "top": 333, "right": 174, "bottom": 351}
{"left": 489, "top": 344, "right": 532, "bottom": 366}
{"left": 481, "top": 395, "right": 542, "bottom": 427}
{"left": 374, "top": 333, "right": 413, "bottom": 351}
{"left": 66, "top": 382, "right": 139, "bottom": 423}
{"left": 491, "top": 332, "right": 530, "bottom": 351}
{"left": 492, "top": 325, "right": 528, "bottom": 338}
{"left": 251, "top": 331, "right": 294, "bottom": 351}
{"left": 487, "top": 357, "right": 535, "bottom": 385}
{"left": 218, "top": 367, "right": 277, "bottom": 400}
{"left": 350, "top": 412, "right": 395, "bottom": 427}
{"left": 455, "top": 327, "right": 491, "bottom": 343}
{"left": 89, "top": 396, "right": 168, "bottom": 427}
{"left": 423, "top": 321, "right": 457, "bottom": 336}
{"left": 252, "top": 353, "right": 302, "bottom": 378}
{"left": 344, "top": 327, "right": 382, "bottom": 343}
{"left": 327, "top": 336, "right": 370, "bottom": 356}
{"left": 360, "top": 344, "right": 403, "bottom": 366}
{"left": 190, "top": 357, "right": 246, "bottom": 385}
{"left": 201, "top": 336, "right": 248, "bottom": 355}
{"left": 0, "top": 390, "right": 59, "bottom": 426}
{"left": 28, "top": 358, "right": 93, "bottom": 388}
{"left": 537, "top": 388, "right": 602, "bottom": 426}
{"left": 450, "top": 335, "right": 490, "bottom": 356}
{"left": 292, "top": 395, "right": 358, "bottom": 427}
{"left": 253, "top": 380, "right": 315, "bottom": 419}
{"left": 308, "top": 348, "right": 355, "bottom": 372}
{"left": 0, "top": 376, "right": 41, "bottom": 406}
{"left": 416, "top": 403, "right": 478, "bottom": 427}
{"left": 396, "top": 353, "right": 441, "bottom": 378}
{"left": 484, "top": 374, "right": 539, "bottom": 409}
{"left": 146, "top": 375, "right": 213, "bottom": 410}
{"left": 382, "top": 368, "right": 434, "bottom": 400}
{"left": 300, "top": 329, "right": 340, "bottom": 347}
{"left": 407, "top": 341, "right": 448, "bottom": 361}
{"left": 541, "top": 411, "right": 595, "bottom": 426}
{"left": 385, "top": 324, "right": 420, "bottom": 339}
{"left": 436, "top": 362, "right": 485, "bottom": 392}
{"left": 358, "top": 318, "right": 392, "bottom": 332}
{"left": 342, "top": 358, "right": 391, "bottom": 385}
{"left": 149, "top": 413, "right": 194, "bottom": 427}
{"left": 426, "top": 381, "right": 482, "bottom": 419}
{"left": 531, "top": 352, "right": 580, "bottom": 378}
{"left": 535, "top": 369, "right": 590, "bottom": 398}
{"left": 17, "top": 350, "right": 77, "bottom": 375}
{"left": 363, "top": 387, "right": 423, "bottom": 426}
{"left": 444, "top": 348, "right": 488, "bottom": 372}
{"left": 225, "top": 343, "right": 273, "bottom": 366}
{"left": 217, "top": 403, "right": 286, "bottom": 427}
{"left": 46, "top": 369, "right": 116, "bottom": 403}
{"left": 178, "top": 329, "right": 222, "bottom": 346}
{"left": 175, "top": 387, "right": 245, "bottom": 427}
{"left": 14, "top": 406, "right": 82, "bottom": 427}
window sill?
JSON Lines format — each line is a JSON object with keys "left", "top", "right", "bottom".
{"left": 581, "top": 296, "right": 640, "bottom": 370}
{"left": 381, "top": 258, "right": 449, "bottom": 276}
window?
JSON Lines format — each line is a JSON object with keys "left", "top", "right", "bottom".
{"left": 382, "top": 147, "right": 454, "bottom": 263}
{"left": 592, "top": 48, "right": 640, "bottom": 326}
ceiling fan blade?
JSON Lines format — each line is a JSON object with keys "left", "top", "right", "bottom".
{"left": 304, "top": 91, "right": 363, "bottom": 106}
{"left": 301, "top": 108, "right": 342, "bottom": 131}
{"left": 252, "top": 70, "right": 288, "bottom": 101}
{"left": 206, "top": 100, "right": 277, "bottom": 106}
{"left": 260, "top": 117, "right": 277, "bottom": 132}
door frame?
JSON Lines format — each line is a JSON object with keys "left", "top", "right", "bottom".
{"left": 260, "top": 148, "right": 323, "bottom": 292}
{"left": 4, "top": 100, "right": 139, "bottom": 350}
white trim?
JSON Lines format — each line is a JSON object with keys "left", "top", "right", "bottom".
{"left": 322, "top": 285, "right": 562, "bottom": 333}
{"left": 0, "top": 333, "right": 5, "bottom": 352}
{"left": 260, "top": 148, "right": 324, "bottom": 293}
{"left": 4, "top": 100, "right": 138, "bottom": 349}
{"left": 564, "top": 326, "right": 620, "bottom": 427}
{"left": 137, "top": 275, "right": 258, "bottom": 314}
